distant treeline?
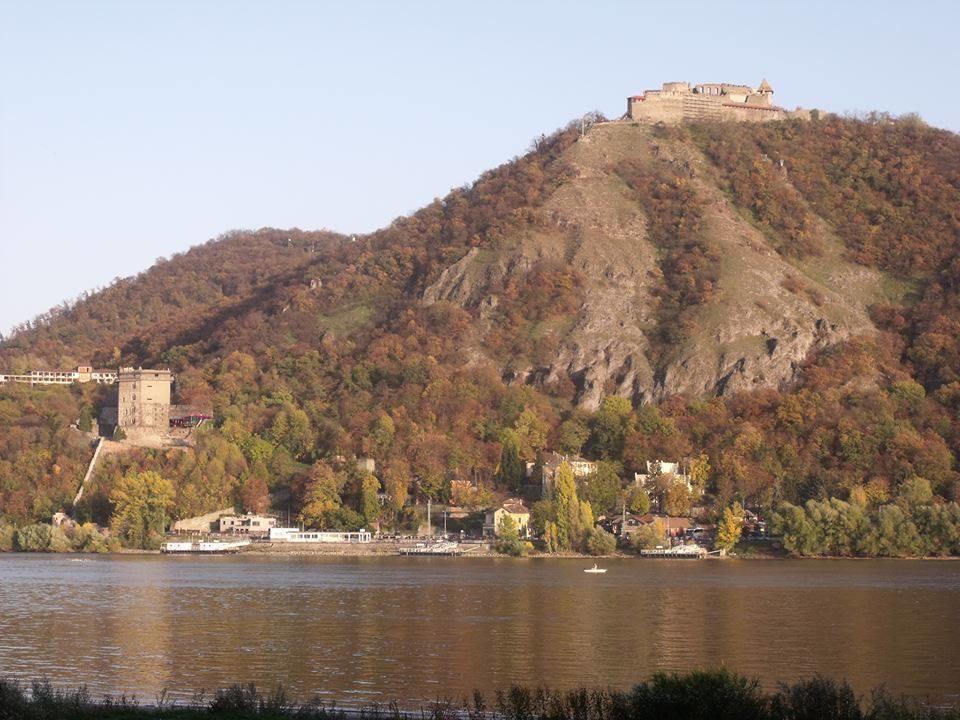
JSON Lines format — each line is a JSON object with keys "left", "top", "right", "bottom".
{"left": 0, "top": 670, "right": 956, "bottom": 720}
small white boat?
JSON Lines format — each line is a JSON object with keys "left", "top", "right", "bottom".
{"left": 584, "top": 563, "right": 607, "bottom": 574}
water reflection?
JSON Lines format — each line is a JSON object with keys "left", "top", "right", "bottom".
{"left": 0, "top": 555, "right": 957, "bottom": 704}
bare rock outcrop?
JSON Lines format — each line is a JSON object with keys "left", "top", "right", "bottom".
{"left": 424, "top": 122, "right": 882, "bottom": 408}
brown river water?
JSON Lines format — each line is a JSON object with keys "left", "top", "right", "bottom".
{"left": 0, "top": 554, "right": 957, "bottom": 705}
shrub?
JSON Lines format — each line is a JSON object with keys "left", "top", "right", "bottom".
{"left": 0, "top": 522, "right": 15, "bottom": 552}
{"left": 586, "top": 527, "right": 616, "bottom": 556}
{"left": 771, "top": 675, "right": 861, "bottom": 720}
{"left": 14, "top": 524, "right": 55, "bottom": 552}
{"left": 68, "top": 523, "right": 109, "bottom": 553}
{"left": 630, "top": 669, "right": 768, "bottom": 720}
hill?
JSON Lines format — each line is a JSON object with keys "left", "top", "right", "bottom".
{"left": 2, "top": 112, "right": 960, "bottom": 545}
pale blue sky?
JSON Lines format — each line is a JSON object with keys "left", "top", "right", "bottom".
{"left": 2, "top": 0, "right": 958, "bottom": 336}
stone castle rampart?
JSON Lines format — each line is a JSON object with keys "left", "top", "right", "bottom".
{"left": 627, "top": 79, "right": 806, "bottom": 124}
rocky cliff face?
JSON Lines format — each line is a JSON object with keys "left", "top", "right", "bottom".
{"left": 424, "top": 122, "right": 884, "bottom": 409}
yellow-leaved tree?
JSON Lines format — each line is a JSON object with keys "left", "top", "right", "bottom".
{"left": 110, "top": 470, "right": 175, "bottom": 549}
{"left": 716, "top": 502, "right": 746, "bottom": 552}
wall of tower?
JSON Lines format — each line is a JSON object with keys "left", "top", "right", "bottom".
{"left": 117, "top": 368, "right": 171, "bottom": 436}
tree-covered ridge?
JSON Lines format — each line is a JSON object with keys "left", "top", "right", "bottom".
{"left": 0, "top": 229, "right": 347, "bottom": 370}
{"left": 688, "top": 116, "right": 960, "bottom": 402}
{"left": 2, "top": 115, "right": 960, "bottom": 555}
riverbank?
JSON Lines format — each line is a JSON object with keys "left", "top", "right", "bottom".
{"left": 1, "top": 671, "right": 956, "bottom": 719}
{"left": 3, "top": 538, "right": 960, "bottom": 560}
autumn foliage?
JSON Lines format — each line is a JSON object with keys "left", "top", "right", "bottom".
{"left": 3, "top": 114, "right": 960, "bottom": 548}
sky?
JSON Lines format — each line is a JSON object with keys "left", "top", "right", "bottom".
{"left": 2, "top": 0, "right": 959, "bottom": 336}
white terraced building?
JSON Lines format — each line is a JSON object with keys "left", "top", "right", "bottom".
{"left": 0, "top": 365, "right": 118, "bottom": 385}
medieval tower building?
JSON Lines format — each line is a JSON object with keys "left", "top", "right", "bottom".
{"left": 117, "top": 367, "right": 171, "bottom": 440}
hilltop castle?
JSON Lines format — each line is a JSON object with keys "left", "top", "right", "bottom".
{"left": 626, "top": 79, "right": 800, "bottom": 124}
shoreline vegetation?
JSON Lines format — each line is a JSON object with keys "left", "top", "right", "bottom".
{"left": 5, "top": 116, "right": 960, "bottom": 566}
{"left": 1, "top": 670, "right": 957, "bottom": 719}
{"left": 0, "top": 540, "right": 958, "bottom": 560}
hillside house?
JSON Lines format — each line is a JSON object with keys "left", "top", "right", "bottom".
{"left": 529, "top": 452, "right": 599, "bottom": 498}
{"left": 605, "top": 513, "right": 693, "bottom": 540}
{"left": 634, "top": 460, "right": 693, "bottom": 492}
{"left": 484, "top": 499, "right": 531, "bottom": 538}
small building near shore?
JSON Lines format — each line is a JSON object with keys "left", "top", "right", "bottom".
{"left": 484, "top": 499, "right": 531, "bottom": 538}
{"left": 605, "top": 513, "right": 693, "bottom": 539}
{"left": 51, "top": 512, "right": 76, "bottom": 529}
{"left": 529, "top": 452, "right": 599, "bottom": 498}
{"left": 218, "top": 514, "right": 277, "bottom": 536}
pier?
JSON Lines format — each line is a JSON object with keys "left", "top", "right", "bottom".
{"left": 398, "top": 541, "right": 464, "bottom": 556}
{"left": 639, "top": 545, "right": 706, "bottom": 559}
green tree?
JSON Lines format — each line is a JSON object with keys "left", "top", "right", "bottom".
{"left": 0, "top": 522, "right": 15, "bottom": 551}
{"left": 871, "top": 505, "right": 922, "bottom": 557}
{"left": 381, "top": 457, "right": 410, "bottom": 514}
{"left": 322, "top": 506, "right": 365, "bottom": 531}
{"left": 583, "top": 462, "right": 622, "bottom": 517}
{"left": 529, "top": 499, "right": 555, "bottom": 537}
{"left": 632, "top": 518, "right": 666, "bottom": 551}
{"left": 772, "top": 503, "right": 820, "bottom": 556}
{"left": 586, "top": 526, "right": 616, "bottom": 556}
{"left": 69, "top": 522, "right": 108, "bottom": 553}
{"left": 689, "top": 454, "right": 710, "bottom": 495}
{"left": 514, "top": 408, "right": 548, "bottom": 459}
{"left": 716, "top": 502, "right": 745, "bottom": 552}
{"left": 15, "top": 523, "right": 56, "bottom": 551}
{"left": 543, "top": 521, "right": 560, "bottom": 553}
{"left": 663, "top": 482, "right": 693, "bottom": 517}
{"left": 553, "top": 462, "right": 578, "bottom": 550}
{"left": 914, "top": 503, "right": 960, "bottom": 557}
{"left": 365, "top": 413, "right": 395, "bottom": 458}
{"left": 495, "top": 514, "right": 528, "bottom": 556}
{"left": 589, "top": 396, "right": 632, "bottom": 459}
{"left": 109, "top": 470, "right": 175, "bottom": 549}
{"left": 78, "top": 405, "right": 94, "bottom": 433}
{"left": 494, "top": 429, "right": 525, "bottom": 493}
{"left": 628, "top": 486, "right": 651, "bottom": 514}
{"left": 360, "top": 474, "right": 381, "bottom": 526}
{"left": 300, "top": 461, "right": 343, "bottom": 529}
{"left": 898, "top": 475, "right": 933, "bottom": 509}
{"left": 557, "top": 418, "right": 589, "bottom": 456}
{"left": 269, "top": 404, "right": 312, "bottom": 459}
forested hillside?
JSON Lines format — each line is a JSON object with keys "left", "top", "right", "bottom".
{"left": 2, "top": 112, "right": 960, "bottom": 554}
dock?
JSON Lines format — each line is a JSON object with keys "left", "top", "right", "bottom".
{"left": 639, "top": 545, "right": 706, "bottom": 559}
{"left": 398, "top": 541, "right": 464, "bottom": 556}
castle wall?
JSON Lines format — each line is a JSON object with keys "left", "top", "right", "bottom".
{"left": 626, "top": 80, "right": 789, "bottom": 124}
{"left": 719, "top": 104, "right": 786, "bottom": 122}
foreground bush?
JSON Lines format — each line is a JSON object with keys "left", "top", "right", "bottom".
{"left": 1, "top": 522, "right": 110, "bottom": 553}
{"left": 0, "top": 671, "right": 956, "bottom": 719}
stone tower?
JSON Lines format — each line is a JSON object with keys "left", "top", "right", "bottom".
{"left": 117, "top": 367, "right": 171, "bottom": 439}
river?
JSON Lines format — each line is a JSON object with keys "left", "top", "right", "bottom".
{"left": 0, "top": 554, "right": 957, "bottom": 705}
